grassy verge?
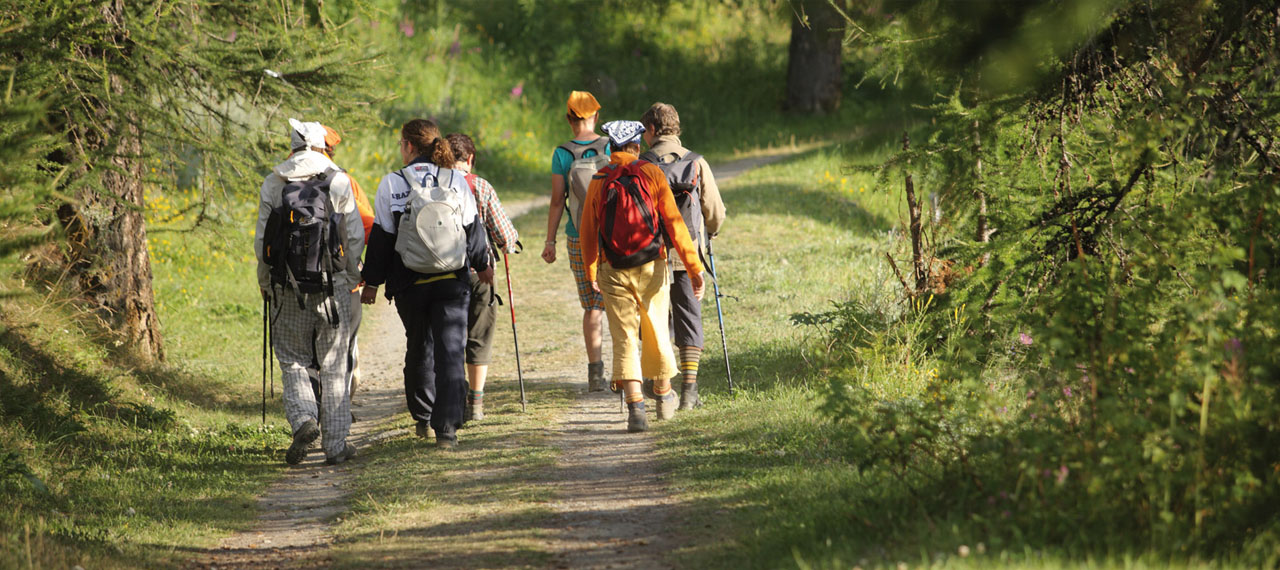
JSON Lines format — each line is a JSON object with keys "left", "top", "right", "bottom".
{"left": 0, "top": 188, "right": 294, "bottom": 568}
{"left": 652, "top": 143, "right": 1260, "bottom": 569}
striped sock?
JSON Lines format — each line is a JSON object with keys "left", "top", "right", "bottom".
{"left": 622, "top": 380, "right": 644, "bottom": 404}
{"left": 651, "top": 378, "right": 672, "bottom": 396}
{"left": 470, "top": 390, "right": 483, "bottom": 398}
{"left": 679, "top": 346, "right": 702, "bottom": 386}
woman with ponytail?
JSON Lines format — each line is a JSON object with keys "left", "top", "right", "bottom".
{"left": 361, "top": 119, "right": 493, "bottom": 448}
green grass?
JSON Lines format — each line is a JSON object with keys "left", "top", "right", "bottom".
{"left": 649, "top": 145, "right": 1265, "bottom": 570}
{"left": 324, "top": 383, "right": 575, "bottom": 569}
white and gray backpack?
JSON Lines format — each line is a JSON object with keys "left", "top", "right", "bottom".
{"left": 394, "top": 167, "right": 467, "bottom": 274}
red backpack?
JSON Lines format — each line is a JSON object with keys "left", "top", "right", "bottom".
{"left": 595, "top": 161, "right": 664, "bottom": 269}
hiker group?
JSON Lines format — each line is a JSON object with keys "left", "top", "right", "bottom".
{"left": 254, "top": 90, "right": 726, "bottom": 464}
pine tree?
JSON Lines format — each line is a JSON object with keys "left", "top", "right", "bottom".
{"left": 0, "top": 0, "right": 374, "bottom": 361}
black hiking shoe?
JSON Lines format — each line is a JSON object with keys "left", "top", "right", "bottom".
{"left": 588, "top": 361, "right": 607, "bottom": 392}
{"left": 465, "top": 393, "right": 484, "bottom": 422}
{"left": 325, "top": 442, "right": 359, "bottom": 465}
{"left": 627, "top": 401, "right": 649, "bottom": 433}
{"left": 678, "top": 382, "right": 702, "bottom": 411}
{"left": 285, "top": 419, "right": 320, "bottom": 465}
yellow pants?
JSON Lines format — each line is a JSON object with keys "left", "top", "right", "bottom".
{"left": 597, "top": 257, "right": 677, "bottom": 382}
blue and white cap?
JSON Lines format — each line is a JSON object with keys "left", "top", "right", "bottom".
{"left": 601, "top": 120, "right": 645, "bottom": 148}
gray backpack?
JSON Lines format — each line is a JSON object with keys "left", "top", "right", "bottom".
{"left": 394, "top": 167, "right": 467, "bottom": 274}
{"left": 559, "top": 138, "right": 611, "bottom": 227}
{"left": 640, "top": 149, "right": 704, "bottom": 247}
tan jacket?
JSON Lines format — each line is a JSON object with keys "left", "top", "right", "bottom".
{"left": 644, "top": 134, "right": 725, "bottom": 255}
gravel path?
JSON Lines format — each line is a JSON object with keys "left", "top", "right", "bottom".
{"left": 186, "top": 150, "right": 790, "bottom": 569}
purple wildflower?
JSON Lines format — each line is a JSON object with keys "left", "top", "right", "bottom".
{"left": 399, "top": 19, "right": 415, "bottom": 37}
{"left": 1225, "top": 338, "right": 1243, "bottom": 356}
{"left": 1018, "top": 332, "right": 1033, "bottom": 346}
{"left": 1063, "top": 386, "right": 1072, "bottom": 397}
{"left": 449, "top": 39, "right": 460, "bottom": 57}
{"left": 1055, "top": 465, "right": 1069, "bottom": 484}
{"left": 510, "top": 82, "right": 524, "bottom": 98}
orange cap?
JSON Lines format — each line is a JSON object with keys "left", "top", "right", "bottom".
{"left": 566, "top": 91, "right": 601, "bottom": 119}
{"left": 323, "top": 125, "right": 341, "bottom": 148}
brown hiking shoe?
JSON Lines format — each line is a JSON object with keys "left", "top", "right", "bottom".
{"left": 678, "top": 382, "right": 702, "bottom": 410}
{"left": 654, "top": 390, "right": 679, "bottom": 420}
{"left": 324, "top": 442, "right": 359, "bottom": 465}
{"left": 588, "top": 361, "right": 607, "bottom": 392}
{"left": 627, "top": 401, "right": 649, "bottom": 433}
{"left": 465, "top": 393, "right": 484, "bottom": 422}
{"left": 285, "top": 419, "right": 320, "bottom": 465}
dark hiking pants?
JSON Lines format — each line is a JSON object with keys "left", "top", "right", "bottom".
{"left": 394, "top": 277, "right": 470, "bottom": 435}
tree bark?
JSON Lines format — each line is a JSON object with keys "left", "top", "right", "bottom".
{"left": 903, "top": 132, "right": 927, "bottom": 294}
{"left": 57, "top": 1, "right": 165, "bottom": 362}
{"left": 785, "top": 0, "right": 845, "bottom": 114}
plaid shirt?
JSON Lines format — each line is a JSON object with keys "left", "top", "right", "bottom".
{"left": 466, "top": 174, "right": 520, "bottom": 254}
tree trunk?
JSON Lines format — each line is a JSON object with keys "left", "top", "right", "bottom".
{"left": 785, "top": 0, "right": 845, "bottom": 114}
{"left": 56, "top": 1, "right": 165, "bottom": 362}
{"left": 903, "top": 132, "right": 927, "bottom": 294}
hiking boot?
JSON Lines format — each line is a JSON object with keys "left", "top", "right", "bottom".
{"left": 465, "top": 393, "right": 485, "bottom": 422}
{"left": 678, "top": 382, "right": 702, "bottom": 411}
{"left": 627, "top": 401, "right": 649, "bottom": 433}
{"left": 415, "top": 420, "right": 430, "bottom": 439}
{"left": 285, "top": 419, "right": 320, "bottom": 465}
{"left": 588, "top": 361, "right": 607, "bottom": 392}
{"left": 654, "top": 390, "right": 679, "bottom": 421}
{"left": 435, "top": 428, "right": 458, "bottom": 449}
{"left": 324, "top": 442, "right": 358, "bottom": 465}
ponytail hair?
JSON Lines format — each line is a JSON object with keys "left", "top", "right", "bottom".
{"left": 401, "top": 119, "right": 456, "bottom": 167}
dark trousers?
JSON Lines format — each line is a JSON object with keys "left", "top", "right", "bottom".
{"left": 669, "top": 270, "right": 703, "bottom": 348}
{"left": 394, "top": 277, "right": 470, "bottom": 435}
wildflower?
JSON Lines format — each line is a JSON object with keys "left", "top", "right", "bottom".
{"left": 1225, "top": 337, "right": 1243, "bottom": 356}
{"left": 1018, "top": 332, "right": 1033, "bottom": 346}
{"left": 399, "top": 19, "right": 415, "bottom": 37}
{"left": 1055, "top": 465, "right": 1069, "bottom": 484}
{"left": 1063, "top": 386, "right": 1072, "bottom": 397}
{"left": 510, "top": 82, "right": 524, "bottom": 98}
{"left": 449, "top": 39, "right": 460, "bottom": 57}
{"left": 958, "top": 545, "right": 970, "bottom": 558}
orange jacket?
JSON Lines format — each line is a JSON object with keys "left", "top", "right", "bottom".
{"left": 349, "top": 176, "right": 374, "bottom": 243}
{"left": 579, "top": 152, "right": 704, "bottom": 282}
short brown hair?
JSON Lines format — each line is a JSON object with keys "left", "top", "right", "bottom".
{"left": 445, "top": 133, "right": 476, "bottom": 163}
{"left": 640, "top": 102, "right": 680, "bottom": 137}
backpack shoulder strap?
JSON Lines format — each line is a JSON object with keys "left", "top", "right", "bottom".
{"left": 397, "top": 166, "right": 425, "bottom": 192}
{"left": 586, "top": 137, "right": 610, "bottom": 155}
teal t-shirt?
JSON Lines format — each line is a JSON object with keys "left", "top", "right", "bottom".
{"left": 552, "top": 138, "right": 610, "bottom": 238}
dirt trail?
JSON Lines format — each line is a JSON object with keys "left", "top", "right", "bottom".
{"left": 189, "top": 301, "right": 406, "bottom": 569}
{"left": 188, "top": 151, "right": 785, "bottom": 569}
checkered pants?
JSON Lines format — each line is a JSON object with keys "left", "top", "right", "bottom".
{"left": 271, "top": 289, "right": 352, "bottom": 458}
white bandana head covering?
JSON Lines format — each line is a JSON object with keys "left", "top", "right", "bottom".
{"left": 288, "top": 118, "right": 327, "bottom": 151}
{"left": 601, "top": 120, "right": 645, "bottom": 148}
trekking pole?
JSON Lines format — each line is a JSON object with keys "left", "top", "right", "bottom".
{"left": 261, "top": 297, "right": 268, "bottom": 424}
{"left": 706, "top": 236, "right": 734, "bottom": 397}
{"left": 502, "top": 250, "right": 528, "bottom": 412}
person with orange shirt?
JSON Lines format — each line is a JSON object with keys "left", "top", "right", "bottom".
{"left": 309, "top": 125, "right": 373, "bottom": 405}
{"left": 578, "top": 120, "right": 705, "bottom": 433}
